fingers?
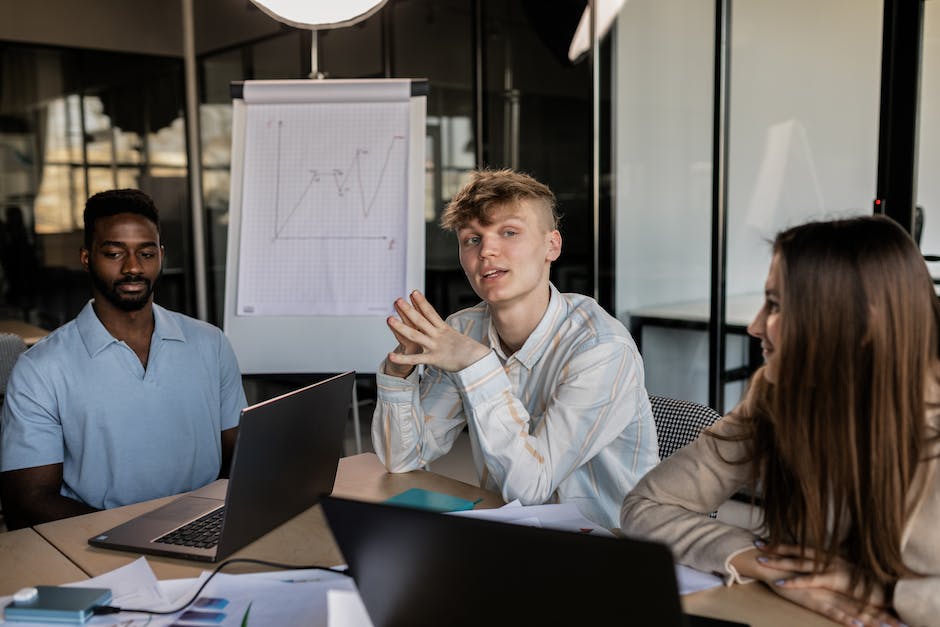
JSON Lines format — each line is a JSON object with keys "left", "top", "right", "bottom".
{"left": 765, "top": 543, "right": 818, "bottom": 559}
{"left": 776, "top": 572, "right": 887, "bottom": 608}
{"left": 395, "top": 291, "right": 447, "bottom": 334}
{"left": 756, "top": 553, "right": 819, "bottom": 573}
{"left": 755, "top": 542, "right": 826, "bottom": 574}
{"left": 409, "top": 290, "right": 446, "bottom": 326}
{"left": 386, "top": 316, "right": 427, "bottom": 351}
{"left": 774, "top": 571, "right": 849, "bottom": 593}
{"left": 772, "top": 585, "right": 901, "bottom": 627}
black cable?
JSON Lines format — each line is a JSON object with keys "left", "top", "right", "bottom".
{"left": 91, "top": 558, "right": 350, "bottom": 617}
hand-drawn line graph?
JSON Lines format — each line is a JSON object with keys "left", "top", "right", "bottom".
{"left": 273, "top": 121, "right": 406, "bottom": 239}
{"left": 237, "top": 99, "right": 411, "bottom": 317}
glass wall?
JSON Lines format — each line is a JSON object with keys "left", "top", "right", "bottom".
{"left": 919, "top": 1, "right": 940, "bottom": 283}
{"left": 613, "top": 0, "right": 882, "bottom": 411}
{"left": 0, "top": 44, "right": 188, "bottom": 328}
{"left": 612, "top": 0, "right": 716, "bottom": 405}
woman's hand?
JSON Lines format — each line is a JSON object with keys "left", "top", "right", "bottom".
{"left": 730, "top": 543, "right": 901, "bottom": 626}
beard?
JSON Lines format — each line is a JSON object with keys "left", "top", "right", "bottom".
{"left": 88, "top": 260, "right": 160, "bottom": 312}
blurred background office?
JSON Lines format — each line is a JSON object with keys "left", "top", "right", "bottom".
{"left": 0, "top": 0, "right": 936, "bottom": 415}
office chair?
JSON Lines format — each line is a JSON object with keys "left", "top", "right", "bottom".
{"left": 649, "top": 394, "right": 721, "bottom": 460}
{"left": 649, "top": 395, "right": 743, "bottom": 523}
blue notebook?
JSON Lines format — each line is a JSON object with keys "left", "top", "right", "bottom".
{"left": 384, "top": 488, "right": 479, "bottom": 513}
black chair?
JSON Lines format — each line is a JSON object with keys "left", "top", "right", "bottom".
{"left": 649, "top": 394, "right": 721, "bottom": 460}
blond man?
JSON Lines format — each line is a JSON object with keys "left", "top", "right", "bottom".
{"left": 372, "top": 169, "right": 658, "bottom": 528}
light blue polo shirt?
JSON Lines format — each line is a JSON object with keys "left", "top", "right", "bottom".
{"left": 0, "top": 301, "right": 246, "bottom": 510}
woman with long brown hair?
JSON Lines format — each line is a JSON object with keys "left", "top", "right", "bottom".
{"left": 621, "top": 215, "right": 940, "bottom": 626}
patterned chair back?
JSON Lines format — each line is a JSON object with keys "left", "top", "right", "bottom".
{"left": 649, "top": 394, "right": 721, "bottom": 460}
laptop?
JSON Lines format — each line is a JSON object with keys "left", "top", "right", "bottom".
{"left": 88, "top": 371, "right": 355, "bottom": 562}
{"left": 320, "top": 495, "right": 748, "bottom": 627}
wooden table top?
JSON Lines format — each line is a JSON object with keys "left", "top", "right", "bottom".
{"left": 0, "top": 527, "right": 88, "bottom": 596}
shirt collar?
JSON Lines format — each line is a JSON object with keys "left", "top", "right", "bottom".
{"left": 485, "top": 283, "right": 565, "bottom": 369}
{"left": 77, "top": 300, "right": 184, "bottom": 358}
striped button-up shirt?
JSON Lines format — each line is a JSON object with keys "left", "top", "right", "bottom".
{"left": 372, "top": 284, "right": 659, "bottom": 529}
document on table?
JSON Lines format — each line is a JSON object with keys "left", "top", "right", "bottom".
{"left": 447, "top": 499, "right": 616, "bottom": 537}
{"left": 0, "top": 557, "right": 374, "bottom": 627}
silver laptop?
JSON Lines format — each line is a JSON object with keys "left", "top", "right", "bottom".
{"left": 88, "top": 371, "right": 355, "bottom": 562}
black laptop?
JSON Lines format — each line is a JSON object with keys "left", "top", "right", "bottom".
{"left": 320, "top": 495, "right": 748, "bottom": 627}
{"left": 88, "top": 371, "right": 355, "bottom": 562}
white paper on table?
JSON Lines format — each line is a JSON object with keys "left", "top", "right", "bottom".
{"left": 327, "top": 588, "right": 374, "bottom": 627}
{"left": 676, "top": 564, "right": 723, "bottom": 595}
{"left": 0, "top": 559, "right": 371, "bottom": 627}
{"left": 162, "top": 570, "right": 360, "bottom": 626}
{"left": 156, "top": 568, "right": 371, "bottom": 627}
{"left": 448, "top": 501, "right": 615, "bottom": 537}
{"left": 0, "top": 557, "right": 172, "bottom": 626}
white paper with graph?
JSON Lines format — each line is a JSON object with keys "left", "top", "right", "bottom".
{"left": 237, "top": 100, "right": 409, "bottom": 316}
{"left": 223, "top": 79, "right": 426, "bottom": 374}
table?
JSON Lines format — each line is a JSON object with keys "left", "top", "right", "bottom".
{"left": 32, "top": 453, "right": 504, "bottom": 581}
{"left": 0, "top": 319, "right": 49, "bottom": 346}
{"left": 15, "top": 453, "right": 837, "bottom": 626}
{"left": 684, "top": 581, "right": 838, "bottom": 627}
{"left": 627, "top": 293, "right": 764, "bottom": 382}
{"left": 0, "top": 527, "right": 87, "bottom": 595}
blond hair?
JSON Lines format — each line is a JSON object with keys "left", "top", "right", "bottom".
{"left": 440, "top": 168, "right": 559, "bottom": 232}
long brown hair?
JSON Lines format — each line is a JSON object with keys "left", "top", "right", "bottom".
{"left": 736, "top": 215, "right": 940, "bottom": 596}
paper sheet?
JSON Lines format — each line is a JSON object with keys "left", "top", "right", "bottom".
{"left": 0, "top": 558, "right": 371, "bottom": 627}
{"left": 447, "top": 500, "right": 616, "bottom": 537}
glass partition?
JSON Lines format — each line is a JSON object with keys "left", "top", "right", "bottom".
{"left": 613, "top": 0, "right": 882, "bottom": 411}
{"left": 919, "top": 1, "right": 940, "bottom": 287}
{"left": 612, "top": 0, "right": 716, "bottom": 405}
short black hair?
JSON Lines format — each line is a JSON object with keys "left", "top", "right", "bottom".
{"left": 83, "top": 189, "right": 160, "bottom": 248}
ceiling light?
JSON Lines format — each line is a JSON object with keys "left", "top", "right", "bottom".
{"left": 248, "top": 0, "right": 389, "bottom": 30}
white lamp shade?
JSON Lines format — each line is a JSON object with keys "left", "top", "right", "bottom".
{"left": 248, "top": 0, "right": 390, "bottom": 30}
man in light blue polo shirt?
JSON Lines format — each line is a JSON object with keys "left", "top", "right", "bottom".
{"left": 0, "top": 189, "right": 246, "bottom": 528}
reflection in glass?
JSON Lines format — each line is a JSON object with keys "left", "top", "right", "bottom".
{"left": 117, "top": 168, "right": 139, "bottom": 190}
{"left": 727, "top": 0, "right": 880, "bottom": 298}
{"left": 149, "top": 116, "right": 187, "bottom": 167}
{"left": 34, "top": 165, "right": 76, "bottom": 234}
{"left": 88, "top": 168, "right": 119, "bottom": 199}
{"left": 83, "top": 96, "right": 113, "bottom": 164}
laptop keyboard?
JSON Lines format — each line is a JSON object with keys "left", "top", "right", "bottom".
{"left": 155, "top": 507, "right": 225, "bottom": 549}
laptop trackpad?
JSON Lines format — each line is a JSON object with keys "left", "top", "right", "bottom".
{"left": 100, "top": 496, "right": 222, "bottom": 542}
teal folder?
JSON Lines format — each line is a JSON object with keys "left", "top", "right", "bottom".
{"left": 384, "top": 488, "right": 479, "bottom": 513}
